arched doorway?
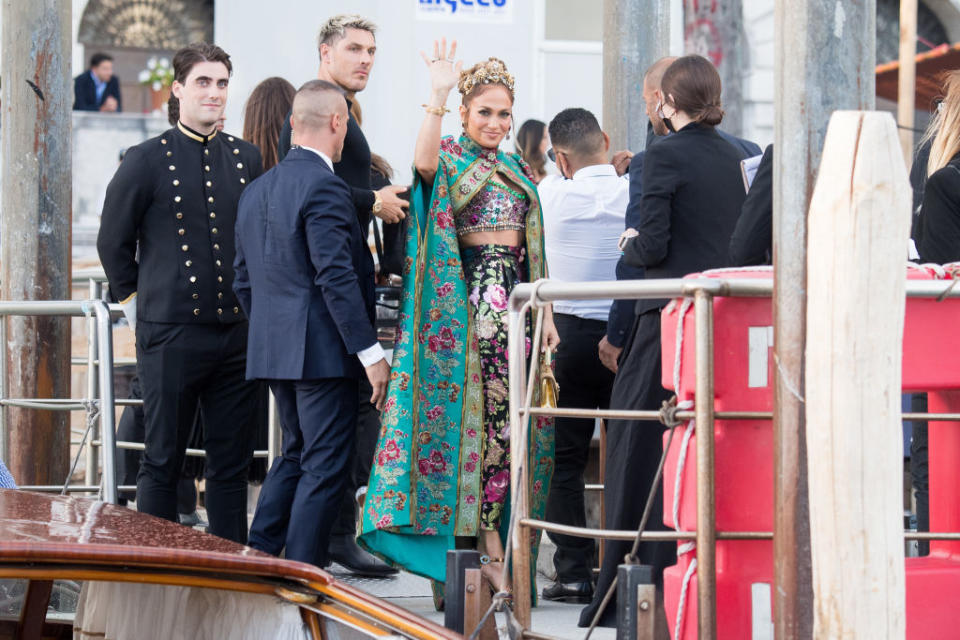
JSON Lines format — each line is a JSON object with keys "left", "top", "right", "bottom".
{"left": 77, "top": 0, "right": 214, "bottom": 113}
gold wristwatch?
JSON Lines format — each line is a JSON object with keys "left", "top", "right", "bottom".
{"left": 372, "top": 190, "right": 383, "bottom": 215}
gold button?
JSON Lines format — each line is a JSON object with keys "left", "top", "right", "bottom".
{"left": 213, "top": 243, "right": 220, "bottom": 250}
{"left": 217, "top": 308, "right": 223, "bottom": 315}
{"left": 172, "top": 179, "right": 180, "bottom": 186}
{"left": 215, "top": 259, "right": 221, "bottom": 266}
{"left": 204, "top": 149, "right": 209, "bottom": 155}
{"left": 211, "top": 227, "right": 218, "bottom": 234}
{"left": 233, "top": 307, "right": 239, "bottom": 314}
{"left": 217, "top": 276, "right": 223, "bottom": 283}
{"left": 168, "top": 165, "right": 175, "bottom": 171}
{"left": 228, "top": 136, "right": 235, "bottom": 142}
{"left": 240, "top": 178, "right": 246, "bottom": 184}
{"left": 181, "top": 244, "right": 189, "bottom": 252}
{"left": 205, "top": 165, "right": 210, "bottom": 172}
{"left": 161, "top": 138, "right": 167, "bottom": 144}
{"left": 192, "top": 293, "right": 199, "bottom": 299}
{"left": 178, "top": 228, "right": 185, "bottom": 235}
{"left": 193, "top": 308, "right": 200, "bottom": 316}
{"left": 166, "top": 151, "right": 172, "bottom": 157}
{"left": 218, "top": 292, "right": 223, "bottom": 299}
{"left": 206, "top": 181, "right": 212, "bottom": 187}
{"left": 185, "top": 260, "right": 192, "bottom": 267}
{"left": 236, "top": 162, "right": 243, "bottom": 169}
{"left": 189, "top": 276, "right": 197, "bottom": 283}
{"left": 174, "top": 195, "right": 182, "bottom": 203}
{"left": 208, "top": 196, "right": 214, "bottom": 203}
{"left": 233, "top": 149, "right": 239, "bottom": 155}
{"left": 209, "top": 212, "right": 216, "bottom": 219}
{"left": 176, "top": 212, "right": 183, "bottom": 219}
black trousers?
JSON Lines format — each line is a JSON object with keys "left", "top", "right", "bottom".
{"left": 135, "top": 321, "right": 257, "bottom": 543}
{"left": 116, "top": 375, "right": 197, "bottom": 515}
{"left": 579, "top": 310, "right": 673, "bottom": 628}
{"left": 330, "top": 375, "right": 381, "bottom": 537}
{"left": 248, "top": 378, "right": 358, "bottom": 566}
{"left": 545, "top": 313, "right": 615, "bottom": 583}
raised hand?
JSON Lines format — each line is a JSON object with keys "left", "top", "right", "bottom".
{"left": 419, "top": 38, "right": 463, "bottom": 95}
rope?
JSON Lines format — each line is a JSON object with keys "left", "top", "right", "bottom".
{"left": 674, "top": 551, "right": 698, "bottom": 639}
{"left": 62, "top": 399, "right": 100, "bottom": 497}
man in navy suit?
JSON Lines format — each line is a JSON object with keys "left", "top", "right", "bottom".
{"left": 73, "top": 52, "right": 122, "bottom": 112}
{"left": 233, "top": 79, "right": 389, "bottom": 567}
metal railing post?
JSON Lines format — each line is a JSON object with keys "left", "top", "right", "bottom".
{"left": 93, "top": 300, "right": 118, "bottom": 504}
{"left": 85, "top": 278, "right": 102, "bottom": 490}
{"left": 508, "top": 288, "right": 532, "bottom": 628}
{"left": 694, "top": 288, "right": 717, "bottom": 638}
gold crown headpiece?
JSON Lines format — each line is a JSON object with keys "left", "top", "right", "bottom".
{"left": 458, "top": 57, "right": 515, "bottom": 98}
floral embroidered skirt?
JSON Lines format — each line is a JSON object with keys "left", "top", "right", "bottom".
{"left": 461, "top": 244, "right": 525, "bottom": 530}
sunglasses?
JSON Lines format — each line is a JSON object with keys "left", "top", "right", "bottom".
{"left": 547, "top": 147, "right": 557, "bottom": 162}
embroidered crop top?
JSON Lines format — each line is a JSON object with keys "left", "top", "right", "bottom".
{"left": 455, "top": 178, "right": 529, "bottom": 237}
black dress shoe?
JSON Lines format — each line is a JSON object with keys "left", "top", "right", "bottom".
{"left": 542, "top": 580, "right": 594, "bottom": 604}
{"left": 327, "top": 535, "right": 398, "bottom": 577}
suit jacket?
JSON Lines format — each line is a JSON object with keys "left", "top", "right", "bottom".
{"left": 233, "top": 147, "right": 377, "bottom": 381}
{"left": 729, "top": 143, "right": 773, "bottom": 266}
{"left": 97, "top": 124, "right": 262, "bottom": 323}
{"left": 623, "top": 122, "right": 748, "bottom": 314}
{"left": 918, "top": 153, "right": 960, "bottom": 264}
{"left": 73, "top": 71, "right": 121, "bottom": 112}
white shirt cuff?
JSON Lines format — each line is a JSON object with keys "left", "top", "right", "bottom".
{"left": 357, "top": 342, "right": 387, "bottom": 368}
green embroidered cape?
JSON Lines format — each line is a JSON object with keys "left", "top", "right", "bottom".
{"left": 358, "top": 135, "right": 555, "bottom": 583}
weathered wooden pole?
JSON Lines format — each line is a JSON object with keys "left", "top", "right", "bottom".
{"left": 0, "top": 0, "right": 73, "bottom": 484}
{"left": 773, "top": 1, "right": 875, "bottom": 637}
{"left": 804, "top": 110, "right": 908, "bottom": 638}
{"left": 602, "top": 0, "right": 670, "bottom": 152}
{"left": 684, "top": 0, "right": 745, "bottom": 137}
{"left": 897, "top": 0, "right": 918, "bottom": 166}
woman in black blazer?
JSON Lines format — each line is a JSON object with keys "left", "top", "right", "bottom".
{"left": 919, "top": 72, "right": 960, "bottom": 264}
{"left": 582, "top": 54, "right": 747, "bottom": 628}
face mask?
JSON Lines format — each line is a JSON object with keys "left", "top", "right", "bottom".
{"left": 657, "top": 100, "right": 676, "bottom": 133}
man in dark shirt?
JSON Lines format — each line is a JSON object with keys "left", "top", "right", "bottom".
{"left": 275, "top": 14, "right": 402, "bottom": 576}
{"left": 74, "top": 52, "right": 121, "bottom": 112}
{"left": 97, "top": 43, "right": 262, "bottom": 544}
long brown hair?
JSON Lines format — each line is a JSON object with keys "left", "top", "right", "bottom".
{"left": 661, "top": 54, "right": 724, "bottom": 126}
{"left": 924, "top": 71, "right": 960, "bottom": 176}
{"left": 516, "top": 119, "right": 546, "bottom": 181}
{"left": 243, "top": 77, "right": 296, "bottom": 170}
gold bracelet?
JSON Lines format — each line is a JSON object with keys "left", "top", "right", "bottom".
{"left": 422, "top": 104, "right": 450, "bottom": 116}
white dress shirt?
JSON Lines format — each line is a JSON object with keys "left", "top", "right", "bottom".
{"left": 300, "top": 144, "right": 385, "bottom": 366}
{"left": 538, "top": 164, "right": 628, "bottom": 321}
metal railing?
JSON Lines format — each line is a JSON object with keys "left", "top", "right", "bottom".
{"left": 0, "top": 299, "right": 119, "bottom": 503}
{"left": 506, "top": 275, "right": 960, "bottom": 640}
{"left": 2, "top": 270, "right": 276, "bottom": 503}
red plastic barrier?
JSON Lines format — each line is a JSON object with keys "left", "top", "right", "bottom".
{"left": 658, "top": 265, "right": 960, "bottom": 639}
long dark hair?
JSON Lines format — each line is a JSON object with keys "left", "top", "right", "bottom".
{"left": 242, "top": 77, "right": 296, "bottom": 170}
{"left": 516, "top": 119, "right": 546, "bottom": 181}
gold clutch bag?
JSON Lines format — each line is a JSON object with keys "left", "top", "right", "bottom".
{"left": 539, "top": 347, "right": 559, "bottom": 408}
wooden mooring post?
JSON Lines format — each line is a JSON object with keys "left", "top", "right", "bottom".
{"left": 804, "top": 111, "right": 909, "bottom": 638}
{"left": 0, "top": 1, "right": 72, "bottom": 483}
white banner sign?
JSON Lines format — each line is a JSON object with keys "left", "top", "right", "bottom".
{"left": 416, "top": 0, "right": 514, "bottom": 24}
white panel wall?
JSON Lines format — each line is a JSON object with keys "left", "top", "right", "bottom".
{"left": 215, "top": 0, "right": 540, "bottom": 184}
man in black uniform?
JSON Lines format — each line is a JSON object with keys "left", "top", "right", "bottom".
{"left": 97, "top": 42, "right": 262, "bottom": 544}
{"left": 275, "top": 14, "right": 405, "bottom": 576}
